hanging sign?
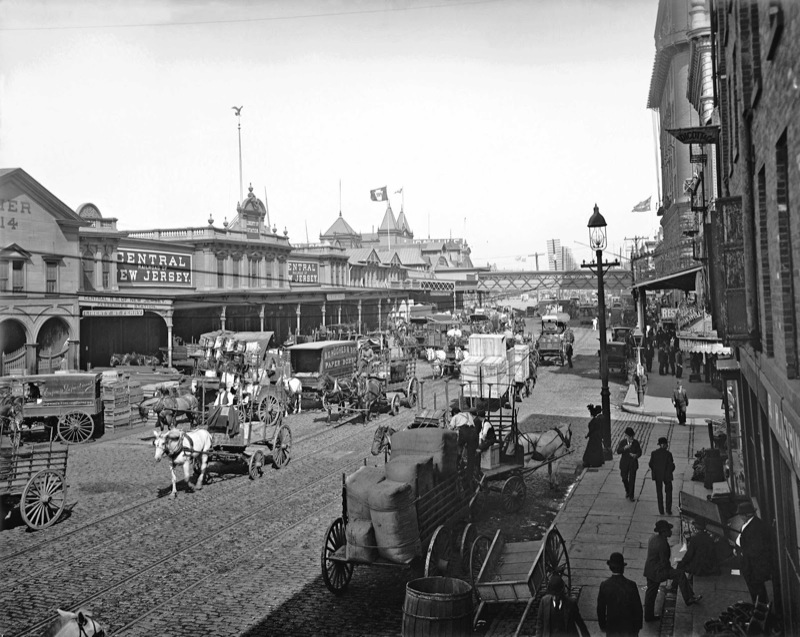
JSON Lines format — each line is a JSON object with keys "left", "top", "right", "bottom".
{"left": 288, "top": 261, "right": 318, "bottom": 284}
{"left": 117, "top": 248, "right": 193, "bottom": 286}
{"left": 83, "top": 309, "right": 145, "bottom": 317}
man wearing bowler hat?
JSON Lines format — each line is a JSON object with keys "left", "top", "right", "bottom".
{"left": 597, "top": 552, "right": 642, "bottom": 636}
{"left": 736, "top": 501, "right": 773, "bottom": 604}
{"left": 643, "top": 519, "right": 701, "bottom": 622}
{"left": 615, "top": 427, "right": 642, "bottom": 501}
{"left": 648, "top": 437, "right": 675, "bottom": 515}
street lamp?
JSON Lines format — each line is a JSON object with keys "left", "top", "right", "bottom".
{"left": 581, "top": 204, "right": 620, "bottom": 459}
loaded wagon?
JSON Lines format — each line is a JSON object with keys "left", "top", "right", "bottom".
{"left": 1, "top": 419, "right": 69, "bottom": 530}
{"left": 536, "top": 314, "right": 569, "bottom": 366}
{"left": 321, "top": 427, "right": 481, "bottom": 594}
{"left": 0, "top": 373, "right": 104, "bottom": 444}
{"left": 287, "top": 340, "right": 358, "bottom": 405}
{"left": 458, "top": 334, "right": 514, "bottom": 405}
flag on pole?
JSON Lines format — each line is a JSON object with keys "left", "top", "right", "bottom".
{"left": 370, "top": 186, "right": 388, "bottom": 202}
{"left": 394, "top": 187, "right": 403, "bottom": 194}
{"left": 631, "top": 196, "right": 652, "bottom": 212}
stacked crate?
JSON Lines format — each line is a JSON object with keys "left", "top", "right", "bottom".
{"left": 128, "top": 381, "right": 144, "bottom": 422}
{"left": 102, "top": 380, "right": 131, "bottom": 428}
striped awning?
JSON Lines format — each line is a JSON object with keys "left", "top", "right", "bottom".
{"left": 679, "top": 336, "right": 730, "bottom": 355}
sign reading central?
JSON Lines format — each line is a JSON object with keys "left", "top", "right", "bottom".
{"left": 288, "top": 261, "right": 318, "bottom": 284}
{"left": 117, "top": 248, "right": 193, "bottom": 286}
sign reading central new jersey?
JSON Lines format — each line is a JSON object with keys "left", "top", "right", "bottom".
{"left": 117, "top": 248, "right": 193, "bottom": 286}
{"left": 288, "top": 261, "right": 318, "bottom": 284}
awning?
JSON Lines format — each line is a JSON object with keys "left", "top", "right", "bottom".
{"left": 679, "top": 335, "right": 730, "bottom": 355}
{"left": 631, "top": 265, "right": 703, "bottom": 291}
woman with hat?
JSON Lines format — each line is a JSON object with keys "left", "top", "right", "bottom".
{"left": 582, "top": 404, "right": 605, "bottom": 468}
{"left": 643, "top": 519, "right": 702, "bottom": 622}
{"left": 535, "top": 574, "right": 589, "bottom": 637}
{"left": 597, "top": 552, "right": 642, "bottom": 636}
{"left": 615, "top": 427, "right": 642, "bottom": 501}
{"left": 648, "top": 437, "right": 675, "bottom": 515}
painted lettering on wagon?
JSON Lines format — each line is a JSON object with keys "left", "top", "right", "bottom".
{"left": 117, "top": 248, "right": 193, "bottom": 287}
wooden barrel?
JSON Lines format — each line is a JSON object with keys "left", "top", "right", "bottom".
{"left": 402, "top": 577, "right": 473, "bottom": 637}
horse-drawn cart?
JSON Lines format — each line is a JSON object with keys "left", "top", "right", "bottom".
{"left": 205, "top": 415, "right": 292, "bottom": 479}
{"left": 1, "top": 419, "right": 69, "bottom": 529}
{"left": 470, "top": 523, "right": 571, "bottom": 636}
{"left": 0, "top": 373, "right": 104, "bottom": 444}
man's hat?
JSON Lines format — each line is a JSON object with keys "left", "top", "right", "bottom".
{"left": 546, "top": 574, "right": 566, "bottom": 594}
{"left": 469, "top": 407, "right": 477, "bottom": 415}
{"left": 658, "top": 437, "right": 668, "bottom": 445}
{"left": 737, "top": 502, "right": 756, "bottom": 516}
{"left": 693, "top": 518, "right": 707, "bottom": 530}
{"left": 476, "top": 409, "right": 486, "bottom": 417}
{"left": 624, "top": 427, "right": 635, "bottom": 437}
{"left": 654, "top": 519, "right": 674, "bottom": 532}
{"left": 607, "top": 552, "right": 626, "bottom": 570}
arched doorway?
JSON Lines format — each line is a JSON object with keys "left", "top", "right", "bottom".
{"left": 0, "top": 318, "right": 27, "bottom": 374}
{"left": 80, "top": 311, "right": 167, "bottom": 369}
{"left": 37, "top": 317, "right": 70, "bottom": 373}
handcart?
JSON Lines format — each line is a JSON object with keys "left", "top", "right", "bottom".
{"left": 470, "top": 523, "right": 571, "bottom": 636}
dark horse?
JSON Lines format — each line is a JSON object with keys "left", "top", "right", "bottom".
{"left": 320, "top": 373, "right": 357, "bottom": 421}
{"left": 357, "top": 374, "right": 384, "bottom": 422}
{"left": 0, "top": 395, "right": 23, "bottom": 447}
{"left": 153, "top": 387, "right": 198, "bottom": 431}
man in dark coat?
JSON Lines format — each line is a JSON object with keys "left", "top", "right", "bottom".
{"left": 535, "top": 574, "right": 588, "bottom": 637}
{"left": 615, "top": 427, "right": 642, "bottom": 501}
{"left": 677, "top": 519, "right": 720, "bottom": 576}
{"left": 671, "top": 380, "right": 689, "bottom": 425}
{"left": 643, "top": 520, "right": 701, "bottom": 622}
{"left": 736, "top": 502, "right": 773, "bottom": 604}
{"left": 648, "top": 437, "right": 675, "bottom": 515}
{"left": 597, "top": 552, "right": 643, "bottom": 636}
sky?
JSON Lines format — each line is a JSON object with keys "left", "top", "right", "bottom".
{"left": 0, "top": 0, "right": 663, "bottom": 270}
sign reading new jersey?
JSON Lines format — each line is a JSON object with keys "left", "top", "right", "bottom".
{"left": 117, "top": 248, "right": 193, "bottom": 286}
{"left": 288, "top": 261, "right": 319, "bottom": 284}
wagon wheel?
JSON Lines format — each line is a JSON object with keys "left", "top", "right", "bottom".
{"left": 321, "top": 517, "right": 353, "bottom": 595}
{"left": 459, "top": 522, "right": 478, "bottom": 574}
{"left": 20, "top": 469, "right": 66, "bottom": 530}
{"left": 407, "top": 377, "right": 419, "bottom": 407}
{"left": 390, "top": 394, "right": 400, "bottom": 416}
{"left": 257, "top": 394, "right": 281, "bottom": 427}
{"left": 271, "top": 424, "right": 292, "bottom": 469}
{"left": 544, "top": 526, "right": 571, "bottom": 589}
{"left": 57, "top": 412, "right": 94, "bottom": 444}
{"left": 248, "top": 450, "right": 265, "bottom": 480}
{"left": 469, "top": 534, "right": 491, "bottom": 590}
{"left": 425, "top": 525, "right": 452, "bottom": 577}
{"left": 501, "top": 475, "right": 526, "bottom": 513}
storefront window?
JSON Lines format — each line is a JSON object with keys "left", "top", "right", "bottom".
{"left": 725, "top": 379, "right": 745, "bottom": 495}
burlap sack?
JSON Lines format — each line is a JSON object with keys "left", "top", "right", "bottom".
{"left": 390, "top": 428, "right": 458, "bottom": 482}
{"left": 345, "top": 465, "right": 385, "bottom": 521}
{"left": 385, "top": 454, "right": 434, "bottom": 498}
{"left": 345, "top": 519, "right": 378, "bottom": 564}
{"left": 369, "top": 479, "right": 421, "bottom": 563}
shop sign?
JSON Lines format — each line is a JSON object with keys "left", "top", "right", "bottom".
{"left": 327, "top": 293, "right": 346, "bottom": 302}
{"left": 78, "top": 295, "right": 172, "bottom": 312}
{"left": 83, "top": 309, "right": 144, "bottom": 317}
{"left": 660, "top": 307, "right": 678, "bottom": 320}
{"left": 117, "top": 248, "right": 193, "bottom": 286}
{"left": 767, "top": 393, "right": 800, "bottom": 479}
{"left": 288, "top": 261, "right": 318, "bottom": 284}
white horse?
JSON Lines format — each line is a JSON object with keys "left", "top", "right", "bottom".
{"left": 283, "top": 376, "right": 303, "bottom": 414}
{"left": 508, "top": 422, "right": 572, "bottom": 462}
{"left": 153, "top": 428, "right": 213, "bottom": 498}
{"left": 44, "top": 609, "right": 106, "bottom": 637}
{"left": 425, "top": 348, "right": 447, "bottom": 378}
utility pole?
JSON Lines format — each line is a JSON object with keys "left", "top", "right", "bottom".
{"left": 624, "top": 235, "right": 648, "bottom": 257}
{"left": 232, "top": 106, "right": 244, "bottom": 203}
{"left": 528, "top": 252, "right": 543, "bottom": 270}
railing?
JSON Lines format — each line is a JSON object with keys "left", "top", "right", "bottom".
{"left": 1, "top": 346, "right": 26, "bottom": 376}
{"left": 37, "top": 347, "right": 68, "bottom": 373}
{"left": 631, "top": 240, "right": 698, "bottom": 285}
{"left": 126, "top": 226, "right": 289, "bottom": 242}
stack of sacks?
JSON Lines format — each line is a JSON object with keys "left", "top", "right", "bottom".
{"left": 369, "top": 480, "right": 421, "bottom": 563}
{"left": 385, "top": 455, "right": 434, "bottom": 498}
{"left": 345, "top": 465, "right": 384, "bottom": 563}
{"left": 390, "top": 428, "right": 458, "bottom": 483}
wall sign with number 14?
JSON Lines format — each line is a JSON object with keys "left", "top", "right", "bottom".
{"left": 0, "top": 217, "right": 19, "bottom": 229}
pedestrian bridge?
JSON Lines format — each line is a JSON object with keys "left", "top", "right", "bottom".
{"left": 476, "top": 269, "right": 632, "bottom": 299}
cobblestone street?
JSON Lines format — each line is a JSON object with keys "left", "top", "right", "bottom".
{"left": 1, "top": 326, "right": 630, "bottom": 636}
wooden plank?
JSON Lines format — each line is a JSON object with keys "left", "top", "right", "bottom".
{"left": 477, "top": 530, "right": 505, "bottom": 585}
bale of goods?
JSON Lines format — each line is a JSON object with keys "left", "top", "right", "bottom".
{"left": 385, "top": 455, "right": 434, "bottom": 498}
{"left": 345, "top": 465, "right": 385, "bottom": 521}
{"left": 369, "top": 479, "right": 421, "bottom": 563}
{"left": 391, "top": 428, "right": 458, "bottom": 482}
{"left": 345, "top": 519, "right": 379, "bottom": 564}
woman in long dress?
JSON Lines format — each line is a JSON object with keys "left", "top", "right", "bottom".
{"left": 582, "top": 404, "right": 605, "bottom": 468}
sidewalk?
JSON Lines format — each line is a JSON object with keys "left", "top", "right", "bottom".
{"left": 487, "top": 372, "right": 752, "bottom": 636}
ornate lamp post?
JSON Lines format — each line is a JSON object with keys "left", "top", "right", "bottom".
{"left": 581, "top": 204, "right": 620, "bottom": 458}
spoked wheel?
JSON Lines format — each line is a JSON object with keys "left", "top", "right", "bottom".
{"left": 271, "top": 424, "right": 292, "bottom": 469}
{"left": 390, "top": 394, "right": 400, "bottom": 416}
{"left": 258, "top": 394, "right": 281, "bottom": 427}
{"left": 248, "top": 450, "right": 265, "bottom": 479}
{"left": 57, "top": 412, "right": 94, "bottom": 444}
{"left": 20, "top": 469, "right": 67, "bottom": 530}
{"left": 459, "top": 523, "right": 478, "bottom": 574}
{"left": 407, "top": 378, "right": 419, "bottom": 407}
{"left": 321, "top": 517, "right": 353, "bottom": 595}
{"left": 469, "top": 534, "right": 491, "bottom": 590}
{"left": 501, "top": 475, "right": 526, "bottom": 513}
{"left": 425, "top": 525, "right": 452, "bottom": 577}
{"left": 544, "top": 527, "right": 571, "bottom": 589}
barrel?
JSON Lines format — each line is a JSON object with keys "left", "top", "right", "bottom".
{"left": 402, "top": 577, "right": 473, "bottom": 637}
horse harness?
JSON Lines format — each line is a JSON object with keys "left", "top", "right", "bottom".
{"left": 553, "top": 426, "right": 572, "bottom": 449}
{"left": 165, "top": 431, "right": 198, "bottom": 461}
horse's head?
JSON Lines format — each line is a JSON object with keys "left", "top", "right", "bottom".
{"left": 47, "top": 608, "right": 106, "bottom": 637}
{"left": 559, "top": 423, "right": 572, "bottom": 448}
